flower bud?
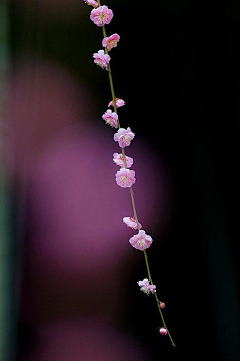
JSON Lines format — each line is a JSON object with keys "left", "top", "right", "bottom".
{"left": 159, "top": 327, "right": 168, "bottom": 336}
{"left": 159, "top": 301, "right": 165, "bottom": 309}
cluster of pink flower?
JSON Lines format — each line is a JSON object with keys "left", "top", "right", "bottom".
{"left": 87, "top": 0, "right": 154, "bottom": 254}
{"left": 84, "top": 0, "right": 173, "bottom": 344}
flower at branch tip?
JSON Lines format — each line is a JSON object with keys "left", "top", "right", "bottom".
{"left": 137, "top": 278, "right": 156, "bottom": 295}
{"left": 159, "top": 328, "right": 168, "bottom": 336}
{"left": 114, "top": 127, "right": 135, "bottom": 148}
{"left": 129, "top": 230, "right": 153, "bottom": 251}
{"left": 159, "top": 301, "right": 165, "bottom": 309}
{"left": 84, "top": 0, "right": 98, "bottom": 8}
{"left": 90, "top": 5, "right": 113, "bottom": 27}
{"left": 108, "top": 98, "right": 125, "bottom": 108}
{"left": 93, "top": 50, "right": 110, "bottom": 70}
{"left": 113, "top": 153, "right": 133, "bottom": 168}
{"left": 115, "top": 168, "right": 136, "bottom": 188}
{"left": 102, "top": 33, "right": 120, "bottom": 51}
{"left": 123, "top": 216, "right": 141, "bottom": 230}
{"left": 102, "top": 110, "right": 118, "bottom": 128}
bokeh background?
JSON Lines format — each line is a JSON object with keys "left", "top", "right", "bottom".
{"left": 1, "top": 0, "right": 240, "bottom": 360}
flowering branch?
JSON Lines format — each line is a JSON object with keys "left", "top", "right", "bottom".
{"left": 84, "top": 0, "right": 176, "bottom": 347}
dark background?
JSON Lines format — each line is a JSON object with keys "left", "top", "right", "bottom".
{"left": 9, "top": 0, "right": 240, "bottom": 360}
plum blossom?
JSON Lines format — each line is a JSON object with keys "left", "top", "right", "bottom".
{"left": 137, "top": 278, "right": 156, "bottom": 295}
{"left": 90, "top": 5, "right": 113, "bottom": 26}
{"left": 115, "top": 168, "right": 136, "bottom": 188}
{"left": 159, "top": 328, "right": 168, "bottom": 336}
{"left": 113, "top": 153, "right": 133, "bottom": 168}
{"left": 114, "top": 127, "right": 135, "bottom": 148}
{"left": 129, "top": 230, "right": 153, "bottom": 251}
{"left": 84, "top": 0, "right": 98, "bottom": 8}
{"left": 123, "top": 216, "right": 142, "bottom": 230}
{"left": 108, "top": 98, "right": 125, "bottom": 108}
{"left": 102, "top": 110, "right": 118, "bottom": 128}
{"left": 93, "top": 50, "right": 110, "bottom": 70}
{"left": 102, "top": 33, "right": 120, "bottom": 51}
{"left": 159, "top": 301, "right": 166, "bottom": 309}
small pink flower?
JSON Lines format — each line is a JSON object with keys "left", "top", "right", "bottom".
{"left": 93, "top": 50, "right": 110, "bottom": 70}
{"left": 113, "top": 153, "right": 133, "bottom": 168}
{"left": 102, "top": 110, "right": 118, "bottom": 128}
{"left": 90, "top": 5, "right": 113, "bottom": 27}
{"left": 102, "top": 33, "right": 120, "bottom": 51}
{"left": 137, "top": 278, "right": 156, "bottom": 295}
{"left": 84, "top": 0, "right": 98, "bottom": 8}
{"left": 123, "top": 216, "right": 142, "bottom": 230}
{"left": 115, "top": 168, "right": 136, "bottom": 188}
{"left": 159, "top": 301, "right": 166, "bottom": 309}
{"left": 129, "top": 230, "right": 153, "bottom": 251}
{"left": 159, "top": 328, "right": 168, "bottom": 336}
{"left": 114, "top": 127, "right": 135, "bottom": 148}
{"left": 108, "top": 98, "right": 125, "bottom": 108}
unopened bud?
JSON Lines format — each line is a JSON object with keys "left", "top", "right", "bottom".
{"left": 159, "top": 327, "right": 168, "bottom": 336}
{"left": 159, "top": 301, "right": 165, "bottom": 309}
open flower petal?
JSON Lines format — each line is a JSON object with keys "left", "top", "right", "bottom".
{"left": 102, "top": 110, "right": 118, "bottom": 128}
{"left": 102, "top": 33, "right": 120, "bottom": 51}
{"left": 115, "top": 168, "right": 136, "bottom": 188}
{"left": 113, "top": 153, "right": 133, "bottom": 168}
{"left": 108, "top": 98, "right": 125, "bottom": 108}
{"left": 84, "top": 0, "right": 98, "bottom": 8}
{"left": 93, "top": 50, "right": 110, "bottom": 70}
{"left": 114, "top": 127, "right": 135, "bottom": 148}
{"left": 137, "top": 278, "right": 156, "bottom": 295}
{"left": 129, "top": 230, "right": 153, "bottom": 251}
{"left": 90, "top": 5, "right": 113, "bottom": 26}
{"left": 123, "top": 216, "right": 141, "bottom": 229}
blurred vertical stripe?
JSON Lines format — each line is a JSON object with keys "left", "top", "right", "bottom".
{"left": 0, "top": 2, "right": 15, "bottom": 360}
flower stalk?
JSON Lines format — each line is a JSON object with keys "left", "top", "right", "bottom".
{"left": 86, "top": 0, "right": 176, "bottom": 347}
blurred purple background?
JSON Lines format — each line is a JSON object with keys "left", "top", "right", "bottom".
{"left": 2, "top": 0, "right": 240, "bottom": 360}
{"left": 8, "top": 55, "right": 171, "bottom": 360}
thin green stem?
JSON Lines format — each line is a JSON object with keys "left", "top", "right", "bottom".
{"left": 144, "top": 251, "right": 176, "bottom": 347}
{"left": 95, "top": 4, "right": 175, "bottom": 347}
{"left": 129, "top": 187, "right": 140, "bottom": 228}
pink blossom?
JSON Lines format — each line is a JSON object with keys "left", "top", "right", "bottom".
{"left": 90, "top": 5, "right": 113, "bottom": 27}
{"left": 113, "top": 127, "right": 135, "bottom": 148}
{"left": 113, "top": 153, "right": 133, "bottom": 168}
{"left": 123, "top": 216, "right": 141, "bottom": 230}
{"left": 108, "top": 98, "right": 125, "bottom": 108}
{"left": 159, "top": 301, "right": 165, "bottom": 309}
{"left": 102, "top": 110, "right": 118, "bottom": 128}
{"left": 84, "top": 0, "right": 98, "bottom": 8}
{"left": 102, "top": 33, "right": 120, "bottom": 51}
{"left": 137, "top": 278, "right": 156, "bottom": 295}
{"left": 159, "top": 328, "right": 168, "bottom": 336}
{"left": 93, "top": 50, "right": 110, "bottom": 70}
{"left": 129, "top": 230, "right": 153, "bottom": 251}
{"left": 115, "top": 168, "right": 136, "bottom": 188}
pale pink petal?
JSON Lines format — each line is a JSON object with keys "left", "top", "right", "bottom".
{"left": 102, "top": 109, "right": 118, "bottom": 128}
{"left": 90, "top": 5, "right": 113, "bottom": 27}
{"left": 102, "top": 33, "right": 120, "bottom": 51}
{"left": 137, "top": 278, "right": 156, "bottom": 295}
{"left": 129, "top": 230, "right": 153, "bottom": 251}
{"left": 123, "top": 216, "right": 141, "bottom": 229}
{"left": 113, "top": 153, "right": 133, "bottom": 168}
{"left": 93, "top": 50, "right": 110, "bottom": 70}
{"left": 148, "top": 285, "right": 156, "bottom": 294}
{"left": 108, "top": 98, "right": 125, "bottom": 108}
{"left": 114, "top": 127, "right": 135, "bottom": 148}
{"left": 115, "top": 168, "right": 136, "bottom": 188}
{"left": 84, "top": 0, "right": 98, "bottom": 8}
